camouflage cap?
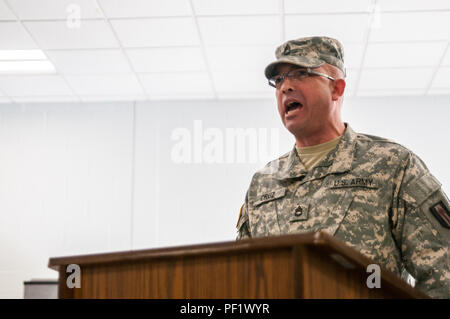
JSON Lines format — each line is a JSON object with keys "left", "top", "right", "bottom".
{"left": 264, "top": 36, "right": 346, "bottom": 79}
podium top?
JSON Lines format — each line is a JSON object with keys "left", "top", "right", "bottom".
{"left": 48, "top": 231, "right": 428, "bottom": 298}
{"left": 49, "top": 232, "right": 343, "bottom": 270}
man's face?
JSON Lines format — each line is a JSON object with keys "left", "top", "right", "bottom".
{"left": 274, "top": 63, "right": 338, "bottom": 138}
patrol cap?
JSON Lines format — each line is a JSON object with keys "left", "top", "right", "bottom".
{"left": 264, "top": 36, "right": 346, "bottom": 79}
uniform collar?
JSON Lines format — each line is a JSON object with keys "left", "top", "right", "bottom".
{"left": 275, "top": 123, "right": 357, "bottom": 180}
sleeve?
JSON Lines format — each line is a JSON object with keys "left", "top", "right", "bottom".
{"left": 394, "top": 152, "right": 450, "bottom": 298}
{"left": 236, "top": 195, "right": 251, "bottom": 240}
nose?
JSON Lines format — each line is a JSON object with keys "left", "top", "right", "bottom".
{"left": 279, "top": 76, "right": 294, "bottom": 93}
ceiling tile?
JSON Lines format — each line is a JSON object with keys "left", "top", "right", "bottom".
{"left": 0, "top": 49, "right": 46, "bottom": 59}
{"left": 24, "top": 20, "right": 119, "bottom": 49}
{"left": 46, "top": 49, "right": 131, "bottom": 74}
{"left": 369, "top": 12, "right": 450, "bottom": 42}
{"left": 441, "top": 47, "right": 450, "bottom": 66}
{"left": 139, "top": 72, "right": 212, "bottom": 95}
{"left": 65, "top": 74, "right": 144, "bottom": 95}
{"left": 0, "top": 0, "right": 16, "bottom": 19}
{"left": 199, "top": 16, "right": 281, "bottom": 46}
{"left": 343, "top": 43, "right": 364, "bottom": 68}
{"left": 12, "top": 95, "right": 79, "bottom": 102}
{"left": 364, "top": 42, "right": 447, "bottom": 68}
{"left": 285, "top": 14, "right": 369, "bottom": 43}
{"left": 358, "top": 68, "right": 434, "bottom": 90}
{"left": 377, "top": 0, "right": 450, "bottom": 11}
{"left": 212, "top": 70, "right": 272, "bottom": 93}
{"left": 80, "top": 94, "right": 147, "bottom": 102}
{"left": 0, "top": 22, "right": 38, "bottom": 49}
{"left": 0, "top": 74, "right": 73, "bottom": 96}
{"left": 147, "top": 92, "right": 214, "bottom": 100}
{"left": 0, "top": 60, "right": 56, "bottom": 74}
{"left": 192, "top": 0, "right": 279, "bottom": 15}
{"left": 285, "top": 0, "right": 372, "bottom": 13}
{"left": 430, "top": 67, "right": 450, "bottom": 88}
{"left": 217, "top": 91, "right": 273, "bottom": 99}
{"left": 99, "top": 0, "right": 191, "bottom": 18}
{"left": 343, "top": 68, "right": 359, "bottom": 96}
{"left": 126, "top": 47, "right": 206, "bottom": 73}
{"left": 357, "top": 89, "right": 424, "bottom": 97}
{"left": 7, "top": 0, "right": 103, "bottom": 19}
{"left": 428, "top": 87, "right": 450, "bottom": 95}
{"left": 206, "top": 45, "right": 274, "bottom": 72}
{"left": 111, "top": 18, "right": 199, "bottom": 47}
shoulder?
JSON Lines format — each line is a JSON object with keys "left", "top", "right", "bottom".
{"left": 355, "top": 131, "right": 407, "bottom": 150}
{"left": 355, "top": 131, "right": 432, "bottom": 178}
{"left": 256, "top": 150, "right": 290, "bottom": 175}
{"left": 353, "top": 133, "right": 440, "bottom": 205}
{"left": 247, "top": 150, "right": 291, "bottom": 191}
{"left": 353, "top": 131, "right": 418, "bottom": 162}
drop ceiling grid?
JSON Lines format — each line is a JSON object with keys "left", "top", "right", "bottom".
{"left": 92, "top": 0, "right": 149, "bottom": 100}
{"left": 353, "top": 0, "right": 384, "bottom": 97}
{"left": 1, "top": 0, "right": 82, "bottom": 102}
{"left": 0, "top": 0, "right": 449, "bottom": 103}
{"left": 426, "top": 41, "right": 450, "bottom": 94}
{"left": 360, "top": 8, "right": 450, "bottom": 95}
{"left": 188, "top": 0, "right": 218, "bottom": 99}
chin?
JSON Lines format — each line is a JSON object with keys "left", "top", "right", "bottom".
{"left": 285, "top": 121, "right": 305, "bottom": 137}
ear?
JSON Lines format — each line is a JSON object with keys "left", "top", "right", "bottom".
{"left": 331, "top": 78, "right": 346, "bottom": 101}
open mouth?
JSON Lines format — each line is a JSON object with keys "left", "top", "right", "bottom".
{"left": 285, "top": 101, "right": 303, "bottom": 114}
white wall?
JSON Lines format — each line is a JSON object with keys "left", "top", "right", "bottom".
{"left": 343, "top": 96, "right": 450, "bottom": 193}
{"left": 1, "top": 95, "right": 449, "bottom": 298}
{"left": 0, "top": 102, "right": 135, "bottom": 298}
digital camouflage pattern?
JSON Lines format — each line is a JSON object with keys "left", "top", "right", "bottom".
{"left": 265, "top": 36, "right": 346, "bottom": 80}
{"left": 237, "top": 124, "right": 450, "bottom": 298}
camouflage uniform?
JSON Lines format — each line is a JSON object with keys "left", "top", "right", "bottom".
{"left": 236, "top": 125, "right": 450, "bottom": 298}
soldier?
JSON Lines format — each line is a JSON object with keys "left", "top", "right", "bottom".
{"left": 236, "top": 36, "right": 450, "bottom": 298}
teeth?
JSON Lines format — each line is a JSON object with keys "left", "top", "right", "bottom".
{"left": 286, "top": 101, "right": 301, "bottom": 113}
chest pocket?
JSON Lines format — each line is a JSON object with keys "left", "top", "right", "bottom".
{"left": 289, "top": 189, "right": 354, "bottom": 236}
{"left": 250, "top": 188, "right": 286, "bottom": 236}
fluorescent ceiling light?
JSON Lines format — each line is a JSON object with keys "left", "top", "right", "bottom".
{"left": 0, "top": 50, "right": 48, "bottom": 60}
{"left": 0, "top": 49, "right": 56, "bottom": 74}
{"left": 0, "top": 61, "right": 56, "bottom": 74}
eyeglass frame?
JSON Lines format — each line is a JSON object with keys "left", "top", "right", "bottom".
{"left": 268, "top": 67, "right": 335, "bottom": 88}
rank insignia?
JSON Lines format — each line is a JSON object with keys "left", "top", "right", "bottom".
{"left": 430, "top": 201, "right": 450, "bottom": 229}
{"left": 294, "top": 206, "right": 303, "bottom": 217}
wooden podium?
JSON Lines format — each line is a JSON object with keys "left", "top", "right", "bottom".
{"left": 48, "top": 232, "right": 428, "bottom": 299}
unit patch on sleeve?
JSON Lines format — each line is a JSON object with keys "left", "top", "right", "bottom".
{"left": 430, "top": 201, "right": 450, "bottom": 229}
{"left": 236, "top": 204, "right": 244, "bottom": 228}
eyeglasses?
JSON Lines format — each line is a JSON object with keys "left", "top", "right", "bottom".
{"left": 268, "top": 67, "right": 335, "bottom": 88}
